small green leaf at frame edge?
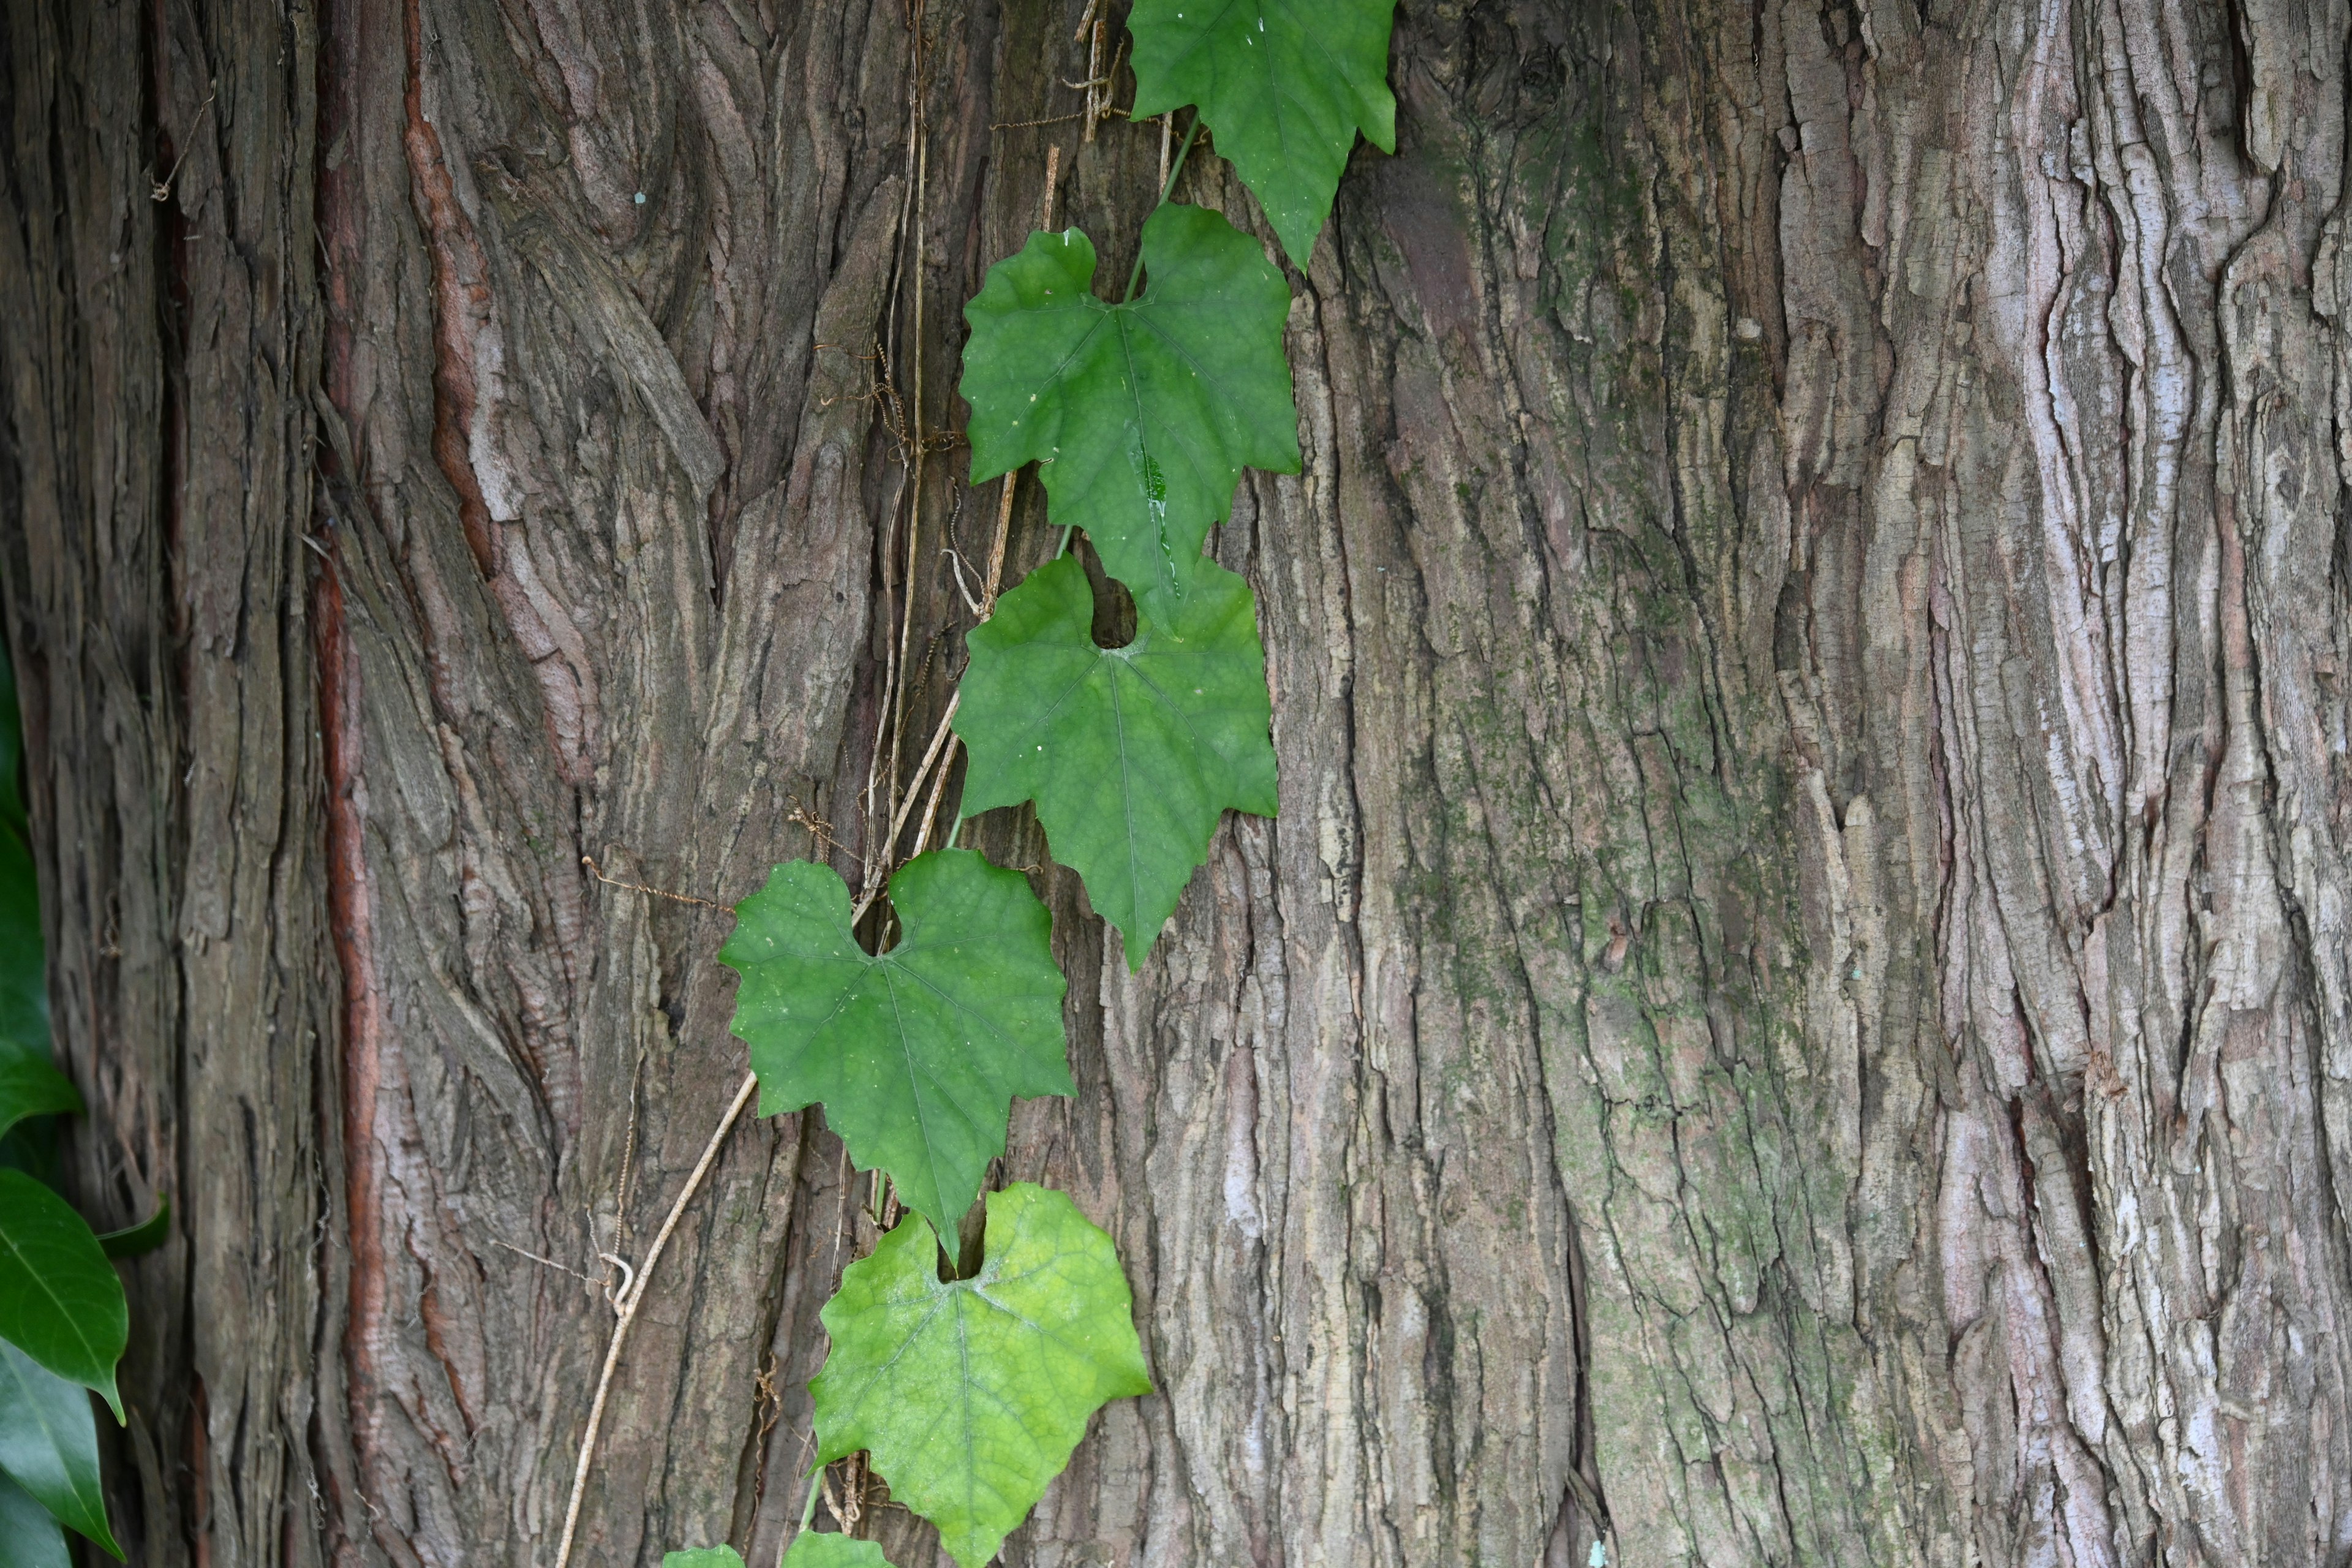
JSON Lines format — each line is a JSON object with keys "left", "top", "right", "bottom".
{"left": 1128, "top": 0, "right": 1400, "bottom": 263}
{"left": 662, "top": 1549, "right": 745, "bottom": 1568}
{"left": 0, "top": 1167, "right": 126, "bottom": 1419}
{"left": 783, "top": 1532, "right": 895, "bottom": 1567}
{"left": 96, "top": 1195, "right": 169, "bottom": 1261}
{"left": 0, "top": 1058, "right": 78, "bottom": 1144}
{"left": 810, "top": 1182, "right": 1152, "bottom": 1568}
{"left": 961, "top": 203, "right": 1298, "bottom": 600}
{"left": 0, "top": 1340, "right": 120, "bottom": 1556}
{"left": 718, "top": 850, "right": 1072, "bottom": 1243}
{"left": 957, "top": 556, "right": 1276, "bottom": 967}
{"left": 0, "top": 1468, "right": 71, "bottom": 1568}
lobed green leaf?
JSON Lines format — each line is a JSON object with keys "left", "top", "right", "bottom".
{"left": 720, "top": 851, "right": 1072, "bottom": 1243}
{"left": 0, "top": 1341, "right": 119, "bottom": 1556}
{"left": 1129, "top": 0, "right": 1399, "bottom": 263}
{"left": 957, "top": 556, "right": 1275, "bottom": 966}
{"left": 811, "top": 1183, "right": 1152, "bottom": 1568}
{"left": 783, "top": 1533, "right": 894, "bottom": 1567}
{"left": 962, "top": 204, "right": 1297, "bottom": 600}
{"left": 0, "top": 1169, "right": 124, "bottom": 1419}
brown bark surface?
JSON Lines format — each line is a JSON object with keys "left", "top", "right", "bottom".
{"left": 4, "top": 0, "right": 2350, "bottom": 1564}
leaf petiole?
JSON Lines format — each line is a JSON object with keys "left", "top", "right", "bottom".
{"left": 1123, "top": 111, "right": 1203, "bottom": 303}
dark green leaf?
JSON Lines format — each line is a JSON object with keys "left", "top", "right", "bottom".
{"left": 719, "top": 851, "right": 1071, "bottom": 1243}
{"left": 96, "top": 1196, "right": 169, "bottom": 1261}
{"left": 0, "top": 1468, "right": 70, "bottom": 1568}
{"left": 0, "top": 1060, "right": 78, "bottom": 1144}
{"left": 0, "top": 647, "right": 24, "bottom": 835}
{"left": 812, "top": 1184, "right": 1152, "bottom": 1568}
{"left": 962, "top": 204, "right": 1297, "bottom": 598}
{"left": 0, "top": 1341, "right": 119, "bottom": 1556}
{"left": 783, "top": 1533, "right": 894, "bottom": 1567}
{"left": 0, "top": 1169, "right": 124, "bottom": 1419}
{"left": 0, "top": 826, "right": 49, "bottom": 1074}
{"left": 1129, "top": 0, "right": 1398, "bottom": 263}
{"left": 958, "top": 556, "right": 1275, "bottom": 966}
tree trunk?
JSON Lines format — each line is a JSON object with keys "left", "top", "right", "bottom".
{"left": 4, "top": 0, "right": 2349, "bottom": 1563}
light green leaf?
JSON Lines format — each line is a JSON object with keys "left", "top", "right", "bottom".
{"left": 0, "top": 1059, "right": 78, "bottom": 1143}
{"left": 812, "top": 1184, "right": 1152, "bottom": 1568}
{"left": 662, "top": 1549, "right": 745, "bottom": 1568}
{"left": 961, "top": 204, "right": 1297, "bottom": 599}
{"left": 0, "top": 1468, "right": 70, "bottom": 1568}
{"left": 719, "top": 851, "right": 1071, "bottom": 1243}
{"left": 0, "top": 1169, "right": 124, "bottom": 1419}
{"left": 957, "top": 557, "right": 1275, "bottom": 966}
{"left": 783, "top": 1532, "right": 894, "bottom": 1567}
{"left": 0, "top": 1341, "right": 119, "bottom": 1556}
{"left": 1129, "top": 0, "right": 1399, "bottom": 263}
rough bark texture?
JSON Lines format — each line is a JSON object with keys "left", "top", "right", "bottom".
{"left": 4, "top": 0, "right": 2351, "bottom": 1564}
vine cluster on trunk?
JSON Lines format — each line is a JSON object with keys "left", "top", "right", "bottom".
{"left": 658, "top": 4, "right": 1401, "bottom": 1564}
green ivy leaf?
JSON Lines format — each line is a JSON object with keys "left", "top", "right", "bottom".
{"left": 962, "top": 204, "right": 1297, "bottom": 599}
{"left": 662, "top": 1549, "right": 745, "bottom": 1568}
{"left": 0, "top": 1468, "right": 70, "bottom": 1568}
{"left": 811, "top": 1183, "right": 1151, "bottom": 1568}
{"left": 0, "top": 1341, "right": 119, "bottom": 1556}
{"left": 0, "top": 1059, "right": 78, "bottom": 1144}
{"left": 957, "top": 556, "right": 1275, "bottom": 967}
{"left": 783, "top": 1532, "right": 894, "bottom": 1567}
{"left": 719, "top": 851, "right": 1071, "bottom": 1243}
{"left": 1129, "top": 0, "right": 1398, "bottom": 263}
{"left": 0, "top": 1169, "right": 124, "bottom": 1419}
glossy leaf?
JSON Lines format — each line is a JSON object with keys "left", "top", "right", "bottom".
{"left": 0, "top": 1169, "right": 124, "bottom": 1418}
{"left": 0, "top": 1469, "right": 70, "bottom": 1568}
{"left": 662, "top": 1550, "right": 745, "bottom": 1568}
{"left": 783, "top": 1534, "right": 894, "bottom": 1567}
{"left": 720, "top": 851, "right": 1071, "bottom": 1242}
{"left": 962, "top": 204, "right": 1297, "bottom": 598}
{"left": 811, "top": 1184, "right": 1151, "bottom": 1568}
{"left": 958, "top": 556, "right": 1275, "bottom": 966}
{"left": 0, "top": 1341, "right": 118, "bottom": 1555}
{"left": 0, "top": 1059, "right": 78, "bottom": 1144}
{"left": 96, "top": 1195, "right": 170, "bottom": 1261}
{"left": 1129, "top": 0, "right": 1398, "bottom": 263}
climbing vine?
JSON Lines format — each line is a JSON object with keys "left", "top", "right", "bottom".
{"left": 666, "top": 4, "right": 1400, "bottom": 1562}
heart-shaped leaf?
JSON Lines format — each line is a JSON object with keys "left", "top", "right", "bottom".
{"left": 811, "top": 1183, "right": 1151, "bottom": 1568}
{"left": 962, "top": 204, "right": 1297, "bottom": 599}
{"left": 0, "top": 1169, "right": 124, "bottom": 1419}
{"left": 0, "top": 1059, "right": 78, "bottom": 1144}
{"left": 0, "top": 1340, "right": 119, "bottom": 1555}
{"left": 720, "top": 851, "right": 1072, "bottom": 1243}
{"left": 957, "top": 556, "right": 1275, "bottom": 966}
{"left": 0, "top": 1468, "right": 70, "bottom": 1568}
{"left": 1129, "top": 0, "right": 1399, "bottom": 263}
{"left": 663, "top": 1550, "right": 745, "bottom": 1568}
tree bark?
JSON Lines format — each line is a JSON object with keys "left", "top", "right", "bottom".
{"left": 4, "top": 0, "right": 2350, "bottom": 1564}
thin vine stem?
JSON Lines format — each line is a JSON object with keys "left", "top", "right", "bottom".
{"left": 553, "top": 1068, "right": 761, "bottom": 1568}
{"left": 1123, "top": 110, "right": 1202, "bottom": 302}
